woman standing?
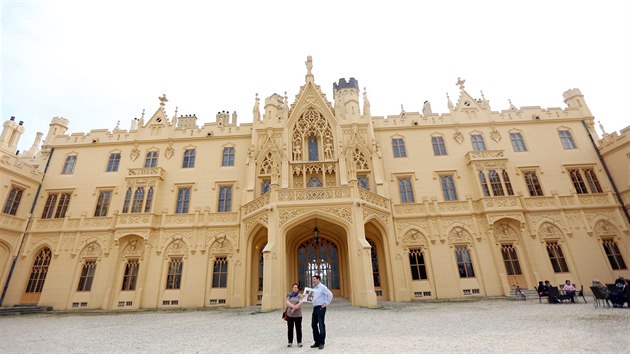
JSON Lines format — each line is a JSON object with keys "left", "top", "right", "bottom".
{"left": 286, "top": 283, "right": 303, "bottom": 347}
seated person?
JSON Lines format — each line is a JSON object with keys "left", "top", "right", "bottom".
{"left": 610, "top": 276, "right": 627, "bottom": 307}
{"left": 592, "top": 279, "right": 609, "bottom": 299}
{"left": 563, "top": 280, "right": 576, "bottom": 303}
{"left": 537, "top": 281, "right": 548, "bottom": 296}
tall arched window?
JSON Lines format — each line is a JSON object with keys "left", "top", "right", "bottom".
{"left": 298, "top": 238, "right": 339, "bottom": 290}
{"left": 25, "top": 248, "right": 52, "bottom": 293}
{"left": 308, "top": 136, "right": 319, "bottom": 161}
{"left": 368, "top": 240, "right": 380, "bottom": 287}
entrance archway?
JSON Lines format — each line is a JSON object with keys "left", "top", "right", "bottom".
{"left": 286, "top": 217, "right": 349, "bottom": 298}
{"left": 297, "top": 238, "right": 340, "bottom": 292}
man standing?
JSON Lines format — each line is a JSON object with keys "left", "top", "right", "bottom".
{"left": 310, "top": 275, "right": 333, "bottom": 349}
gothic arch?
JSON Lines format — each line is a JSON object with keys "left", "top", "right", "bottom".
{"left": 79, "top": 241, "right": 103, "bottom": 260}
{"left": 593, "top": 219, "right": 620, "bottom": 239}
{"left": 447, "top": 225, "right": 475, "bottom": 246}
{"left": 290, "top": 109, "right": 336, "bottom": 162}
{"left": 538, "top": 222, "right": 566, "bottom": 242}
{"left": 280, "top": 209, "right": 352, "bottom": 235}
{"left": 401, "top": 229, "right": 430, "bottom": 249}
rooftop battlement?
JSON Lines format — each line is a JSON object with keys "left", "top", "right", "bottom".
{"left": 333, "top": 78, "right": 359, "bottom": 91}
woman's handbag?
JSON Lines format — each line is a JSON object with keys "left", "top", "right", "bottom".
{"left": 282, "top": 308, "right": 289, "bottom": 321}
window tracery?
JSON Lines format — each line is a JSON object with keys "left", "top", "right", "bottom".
{"left": 292, "top": 110, "right": 334, "bottom": 162}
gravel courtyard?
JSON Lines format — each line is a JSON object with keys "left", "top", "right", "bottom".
{"left": 1, "top": 298, "right": 629, "bottom": 353}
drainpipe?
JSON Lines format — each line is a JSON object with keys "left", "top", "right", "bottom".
{"left": 581, "top": 121, "right": 630, "bottom": 225}
{"left": 0, "top": 148, "right": 54, "bottom": 306}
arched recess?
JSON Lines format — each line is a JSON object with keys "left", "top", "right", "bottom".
{"left": 246, "top": 224, "right": 268, "bottom": 306}
{"left": 491, "top": 219, "right": 532, "bottom": 290}
{"left": 364, "top": 219, "right": 390, "bottom": 301}
{"left": 74, "top": 241, "right": 103, "bottom": 292}
{"left": 21, "top": 246, "right": 52, "bottom": 304}
{"left": 0, "top": 241, "right": 11, "bottom": 289}
{"left": 289, "top": 108, "right": 339, "bottom": 188}
{"left": 593, "top": 220, "right": 628, "bottom": 272}
{"left": 537, "top": 222, "right": 576, "bottom": 282}
{"left": 446, "top": 225, "right": 484, "bottom": 296}
{"left": 114, "top": 235, "right": 146, "bottom": 309}
{"left": 401, "top": 228, "right": 435, "bottom": 299}
{"left": 283, "top": 212, "right": 351, "bottom": 299}
{"left": 159, "top": 238, "right": 190, "bottom": 307}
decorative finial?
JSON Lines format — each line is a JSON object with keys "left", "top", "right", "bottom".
{"left": 480, "top": 90, "right": 486, "bottom": 101}
{"left": 509, "top": 99, "right": 517, "bottom": 110}
{"left": 306, "top": 56, "right": 313, "bottom": 75}
{"left": 456, "top": 77, "right": 466, "bottom": 90}
{"left": 141, "top": 109, "right": 145, "bottom": 119}
{"left": 114, "top": 120, "right": 120, "bottom": 130}
{"left": 598, "top": 121, "right": 607, "bottom": 135}
{"left": 400, "top": 104, "right": 405, "bottom": 115}
{"left": 159, "top": 94, "right": 168, "bottom": 107}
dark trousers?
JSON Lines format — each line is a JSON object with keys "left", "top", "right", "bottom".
{"left": 311, "top": 305, "right": 327, "bottom": 345}
{"left": 287, "top": 316, "right": 302, "bottom": 344}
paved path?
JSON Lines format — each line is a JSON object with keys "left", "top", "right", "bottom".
{"left": 1, "top": 298, "right": 629, "bottom": 353}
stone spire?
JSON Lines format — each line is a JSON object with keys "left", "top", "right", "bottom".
{"left": 447, "top": 92, "right": 454, "bottom": 112}
{"left": 362, "top": 87, "right": 371, "bottom": 118}
{"left": 305, "top": 56, "right": 314, "bottom": 83}
{"left": 253, "top": 93, "right": 261, "bottom": 121}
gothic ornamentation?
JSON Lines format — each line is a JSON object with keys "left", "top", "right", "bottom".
{"left": 494, "top": 223, "right": 518, "bottom": 242}
{"left": 292, "top": 109, "right": 335, "bottom": 162}
{"left": 164, "top": 145, "right": 174, "bottom": 159}
{"left": 209, "top": 235, "right": 233, "bottom": 255}
{"left": 402, "top": 229, "right": 428, "bottom": 248}
{"left": 122, "top": 239, "right": 144, "bottom": 257}
{"left": 453, "top": 131, "right": 464, "bottom": 144}
{"left": 594, "top": 220, "right": 617, "bottom": 237}
{"left": 490, "top": 129, "right": 501, "bottom": 142}
{"left": 130, "top": 147, "right": 140, "bottom": 161}
{"left": 448, "top": 227, "right": 473, "bottom": 245}
{"left": 165, "top": 239, "right": 187, "bottom": 256}
{"left": 80, "top": 242, "right": 102, "bottom": 258}
{"left": 539, "top": 222, "right": 563, "bottom": 240}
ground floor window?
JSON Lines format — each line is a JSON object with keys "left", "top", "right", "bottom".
{"left": 166, "top": 257, "right": 183, "bottom": 289}
{"left": 212, "top": 257, "right": 228, "bottom": 288}
{"left": 455, "top": 246, "right": 475, "bottom": 278}
{"left": 122, "top": 259, "right": 139, "bottom": 291}
{"left": 77, "top": 260, "right": 97, "bottom": 291}
{"left": 545, "top": 241, "right": 569, "bottom": 273}
{"left": 602, "top": 239, "right": 627, "bottom": 270}
{"left": 409, "top": 249, "right": 428, "bottom": 280}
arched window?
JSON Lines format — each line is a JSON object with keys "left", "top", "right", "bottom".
{"left": 307, "top": 177, "right": 323, "bottom": 188}
{"left": 25, "top": 248, "right": 52, "bottom": 293}
{"left": 368, "top": 240, "right": 380, "bottom": 287}
{"left": 308, "top": 136, "right": 319, "bottom": 161}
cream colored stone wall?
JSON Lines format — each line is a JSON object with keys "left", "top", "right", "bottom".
{"left": 1, "top": 59, "right": 629, "bottom": 311}
{"left": 599, "top": 126, "right": 630, "bottom": 213}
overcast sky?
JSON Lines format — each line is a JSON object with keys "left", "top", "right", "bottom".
{"left": 2, "top": 0, "right": 629, "bottom": 153}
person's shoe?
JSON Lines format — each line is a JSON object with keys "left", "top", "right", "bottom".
{"left": 287, "top": 343, "right": 292, "bottom": 348}
{"left": 310, "top": 344, "right": 319, "bottom": 348}
{"left": 298, "top": 343, "right": 303, "bottom": 348}
{"left": 318, "top": 344, "right": 324, "bottom": 349}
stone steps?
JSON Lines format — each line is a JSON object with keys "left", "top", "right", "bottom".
{"left": 0, "top": 305, "right": 53, "bottom": 316}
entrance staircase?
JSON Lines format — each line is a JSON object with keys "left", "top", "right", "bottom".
{"left": 506, "top": 288, "right": 538, "bottom": 300}
{"left": 0, "top": 304, "right": 53, "bottom": 316}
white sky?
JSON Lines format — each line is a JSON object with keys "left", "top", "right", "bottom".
{"left": 2, "top": 0, "right": 629, "bottom": 153}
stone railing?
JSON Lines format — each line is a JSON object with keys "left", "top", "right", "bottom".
{"left": 277, "top": 187, "right": 351, "bottom": 202}
{"left": 465, "top": 150, "right": 505, "bottom": 162}
{"left": 127, "top": 167, "right": 165, "bottom": 178}
{"left": 393, "top": 203, "right": 429, "bottom": 215}
{"left": 116, "top": 213, "right": 157, "bottom": 228}
{"left": 481, "top": 197, "right": 522, "bottom": 209}
{"left": 242, "top": 193, "right": 270, "bottom": 215}
{"left": 576, "top": 194, "right": 611, "bottom": 206}
{"left": 0, "top": 213, "right": 27, "bottom": 232}
{"left": 32, "top": 218, "right": 64, "bottom": 231}
{"left": 359, "top": 189, "right": 390, "bottom": 209}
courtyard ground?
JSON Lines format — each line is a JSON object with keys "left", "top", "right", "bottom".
{"left": 1, "top": 298, "right": 628, "bottom": 353}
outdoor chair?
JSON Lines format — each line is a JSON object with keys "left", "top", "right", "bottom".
{"left": 590, "top": 286, "right": 611, "bottom": 308}
{"left": 576, "top": 285, "right": 587, "bottom": 303}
